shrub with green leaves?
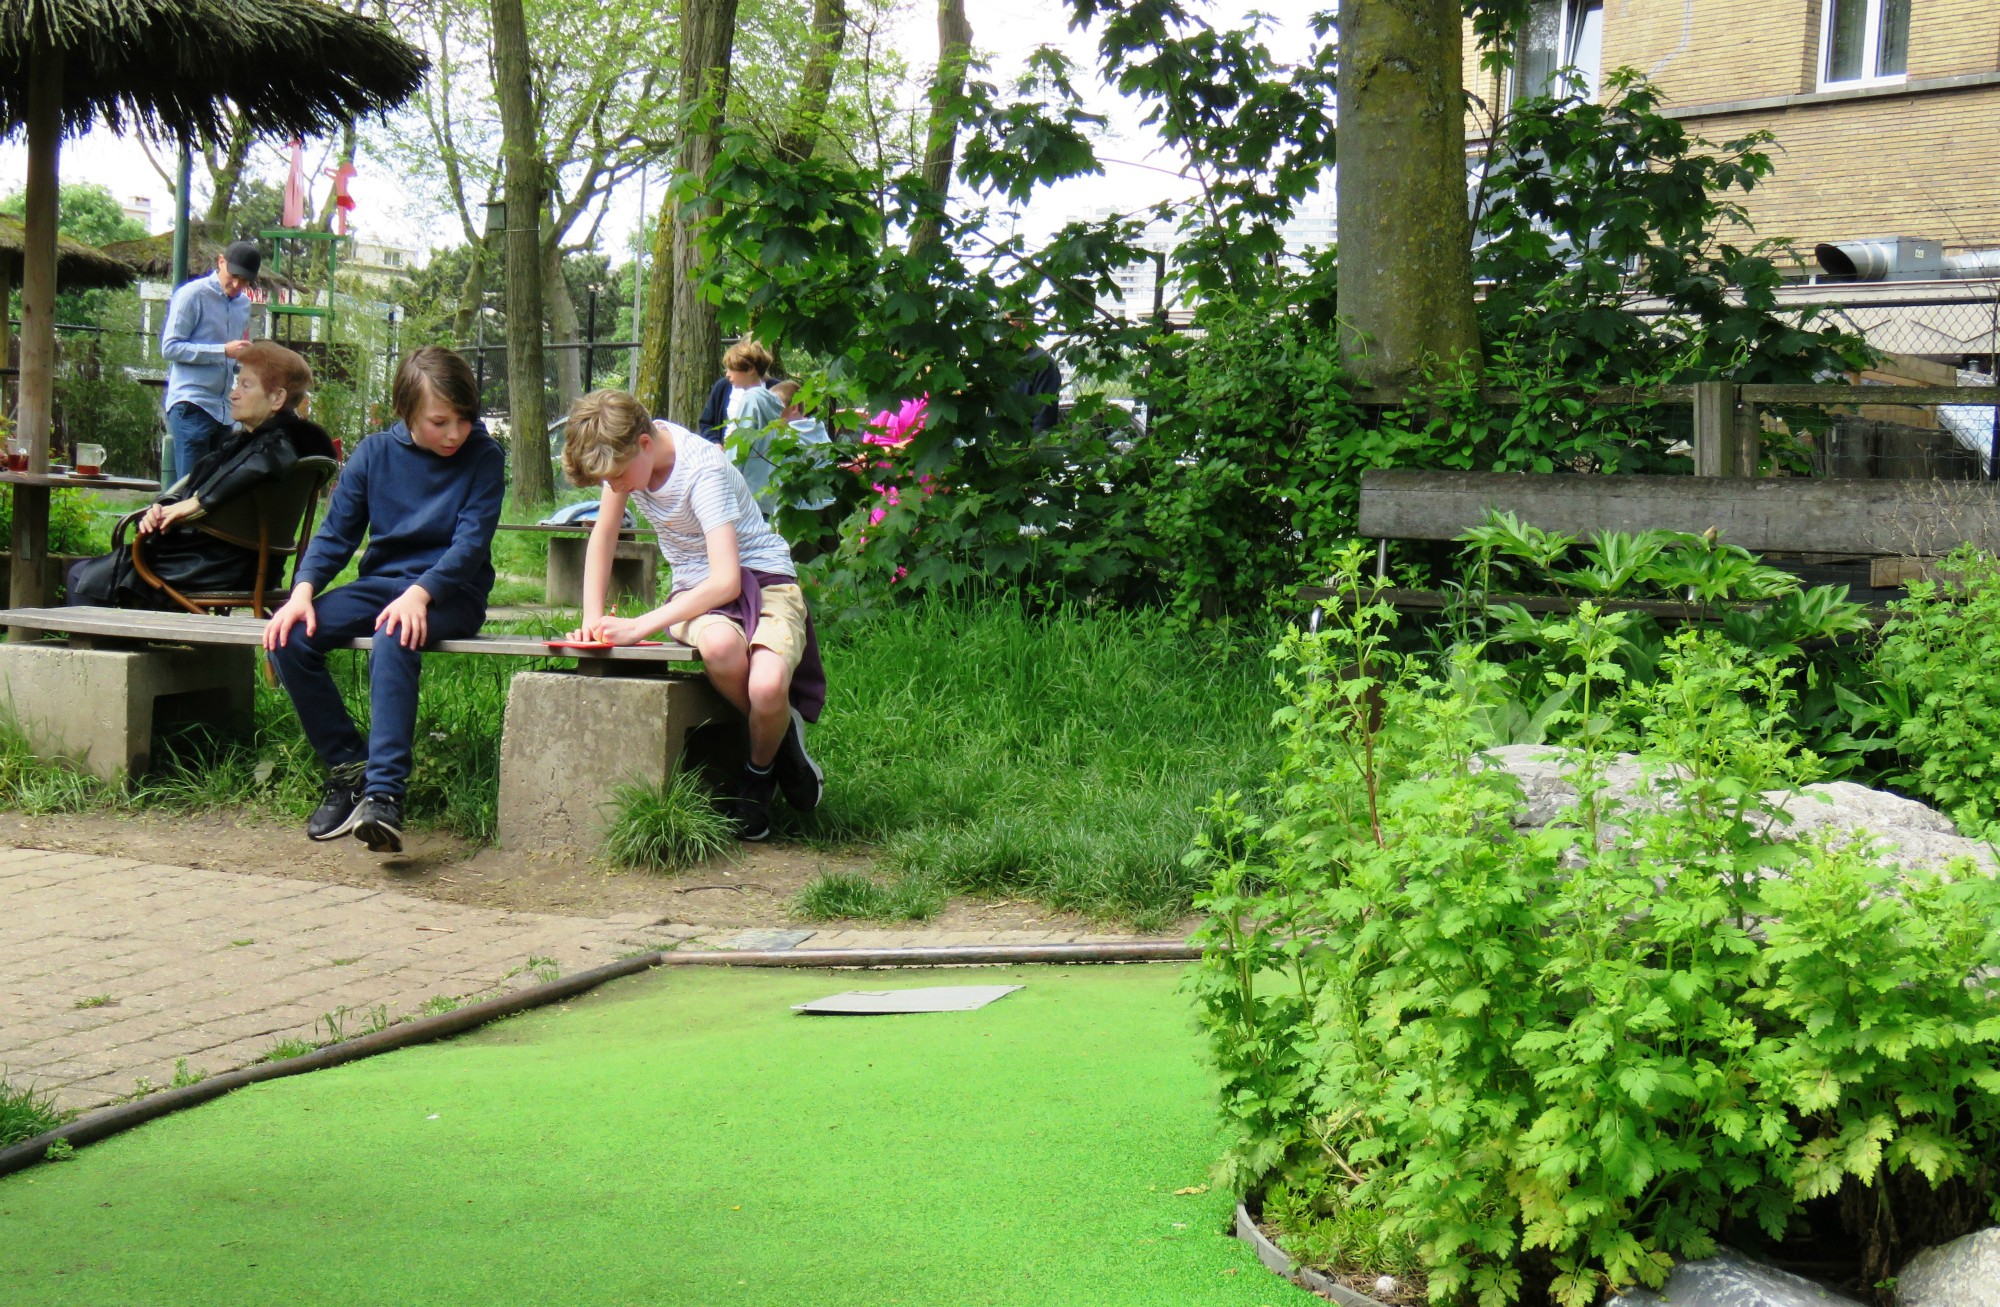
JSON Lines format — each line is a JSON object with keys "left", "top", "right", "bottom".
{"left": 1192, "top": 545, "right": 2000, "bottom": 1306}
{"left": 1872, "top": 545, "right": 2000, "bottom": 835}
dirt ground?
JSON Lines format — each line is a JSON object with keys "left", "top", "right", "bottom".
{"left": 4, "top": 808, "right": 1134, "bottom": 934}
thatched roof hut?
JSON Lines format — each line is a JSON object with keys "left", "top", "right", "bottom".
{"left": 0, "top": 214, "right": 132, "bottom": 290}
{"left": 0, "top": 0, "right": 427, "bottom": 141}
{"left": 101, "top": 223, "right": 291, "bottom": 294}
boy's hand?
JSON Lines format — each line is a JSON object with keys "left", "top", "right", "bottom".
{"left": 596, "top": 614, "right": 651, "bottom": 646}
{"left": 377, "top": 585, "right": 432, "bottom": 650}
{"left": 263, "top": 584, "right": 316, "bottom": 650}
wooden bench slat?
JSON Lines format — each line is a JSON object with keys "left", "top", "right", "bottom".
{"left": 0, "top": 607, "right": 698, "bottom": 662}
{"left": 493, "top": 522, "right": 660, "bottom": 536}
{"left": 1357, "top": 468, "right": 2000, "bottom": 557}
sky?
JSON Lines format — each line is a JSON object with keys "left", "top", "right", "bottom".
{"left": 0, "top": 0, "right": 1326, "bottom": 265}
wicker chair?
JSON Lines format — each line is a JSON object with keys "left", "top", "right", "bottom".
{"left": 119, "top": 455, "right": 338, "bottom": 617}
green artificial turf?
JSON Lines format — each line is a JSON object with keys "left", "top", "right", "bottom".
{"left": 0, "top": 964, "right": 1317, "bottom": 1307}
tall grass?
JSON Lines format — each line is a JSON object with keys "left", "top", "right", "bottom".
{"left": 791, "top": 599, "right": 1280, "bottom": 926}
{"left": 2, "top": 599, "right": 1281, "bottom": 923}
{"left": 604, "top": 773, "right": 735, "bottom": 872}
{"left": 0, "top": 1074, "right": 69, "bottom": 1147}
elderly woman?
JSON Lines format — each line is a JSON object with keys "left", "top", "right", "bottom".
{"left": 66, "top": 340, "right": 336, "bottom": 609}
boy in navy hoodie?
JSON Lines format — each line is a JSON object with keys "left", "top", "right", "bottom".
{"left": 262, "top": 347, "right": 504, "bottom": 853}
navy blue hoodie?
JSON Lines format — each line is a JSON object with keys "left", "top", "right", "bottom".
{"left": 295, "top": 420, "right": 506, "bottom": 606}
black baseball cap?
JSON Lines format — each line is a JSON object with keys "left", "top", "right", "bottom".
{"left": 224, "top": 241, "right": 262, "bottom": 281}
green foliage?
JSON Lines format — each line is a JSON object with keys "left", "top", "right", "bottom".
{"left": 54, "top": 297, "right": 163, "bottom": 478}
{"left": 259, "top": 1038, "right": 320, "bottom": 1063}
{"left": 604, "top": 772, "right": 735, "bottom": 873}
{"left": 1192, "top": 546, "right": 2000, "bottom": 1305}
{"left": 792, "top": 869, "right": 943, "bottom": 923}
{"left": 1452, "top": 511, "right": 1879, "bottom": 771}
{"left": 1476, "top": 72, "right": 1875, "bottom": 392}
{"left": 0, "top": 1075, "right": 70, "bottom": 1147}
{"left": 0, "top": 485, "right": 105, "bottom": 560}
{"left": 1871, "top": 546, "right": 2000, "bottom": 834}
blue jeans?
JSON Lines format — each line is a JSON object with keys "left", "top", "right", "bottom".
{"left": 266, "top": 575, "right": 487, "bottom": 800}
{"left": 166, "top": 402, "right": 229, "bottom": 486}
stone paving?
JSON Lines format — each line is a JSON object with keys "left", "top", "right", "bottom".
{"left": 0, "top": 844, "right": 1146, "bottom": 1114}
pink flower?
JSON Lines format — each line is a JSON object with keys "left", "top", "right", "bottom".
{"left": 868, "top": 507, "right": 886, "bottom": 526}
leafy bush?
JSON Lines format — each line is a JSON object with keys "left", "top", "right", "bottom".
{"left": 1453, "top": 511, "right": 1879, "bottom": 771}
{"left": 1872, "top": 545, "right": 2000, "bottom": 834}
{"left": 1192, "top": 545, "right": 2000, "bottom": 1305}
{"left": 0, "top": 486, "right": 104, "bottom": 560}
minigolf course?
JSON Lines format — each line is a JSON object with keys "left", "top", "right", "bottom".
{"left": 1, "top": 962, "right": 1316, "bottom": 1306}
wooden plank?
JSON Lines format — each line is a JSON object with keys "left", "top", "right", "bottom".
{"left": 493, "top": 522, "right": 659, "bottom": 536}
{"left": 1356, "top": 468, "right": 2000, "bottom": 556}
{"left": 1691, "top": 381, "right": 1736, "bottom": 477}
{"left": 1349, "top": 385, "right": 1692, "bottom": 408}
{"left": 0, "top": 607, "right": 697, "bottom": 663}
{"left": 1738, "top": 384, "right": 2000, "bottom": 406}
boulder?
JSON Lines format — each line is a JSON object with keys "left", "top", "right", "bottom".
{"left": 1477, "top": 745, "right": 1994, "bottom": 875}
{"left": 1607, "top": 1248, "right": 1866, "bottom": 1306}
{"left": 1894, "top": 1226, "right": 2000, "bottom": 1307}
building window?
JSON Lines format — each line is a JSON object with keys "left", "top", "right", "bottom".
{"left": 1513, "top": 0, "right": 1604, "bottom": 103}
{"left": 1821, "top": 0, "right": 1910, "bottom": 87}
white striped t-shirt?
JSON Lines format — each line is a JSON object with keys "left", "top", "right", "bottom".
{"left": 628, "top": 421, "right": 796, "bottom": 590}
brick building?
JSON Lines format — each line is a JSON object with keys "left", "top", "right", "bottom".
{"left": 1463, "top": 1, "right": 2000, "bottom": 249}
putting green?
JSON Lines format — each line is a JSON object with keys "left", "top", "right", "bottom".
{"left": 1, "top": 964, "right": 1317, "bottom": 1306}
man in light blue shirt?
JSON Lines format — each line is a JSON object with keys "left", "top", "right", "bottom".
{"left": 161, "top": 240, "right": 260, "bottom": 485}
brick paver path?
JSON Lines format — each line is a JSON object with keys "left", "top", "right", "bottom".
{"left": 0, "top": 846, "right": 1145, "bottom": 1113}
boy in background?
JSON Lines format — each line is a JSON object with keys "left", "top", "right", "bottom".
{"left": 263, "top": 347, "right": 505, "bottom": 854}
{"left": 562, "top": 389, "right": 824, "bottom": 841}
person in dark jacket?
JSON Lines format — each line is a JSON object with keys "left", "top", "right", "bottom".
{"left": 66, "top": 341, "right": 334, "bottom": 610}
{"left": 262, "top": 346, "right": 505, "bottom": 855}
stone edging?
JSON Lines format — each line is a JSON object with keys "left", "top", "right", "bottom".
{"left": 1234, "top": 1202, "right": 1391, "bottom": 1307}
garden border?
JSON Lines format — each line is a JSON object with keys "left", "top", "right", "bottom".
{"left": 0, "top": 939, "right": 1200, "bottom": 1178}
{"left": 1233, "top": 1202, "right": 1392, "bottom": 1307}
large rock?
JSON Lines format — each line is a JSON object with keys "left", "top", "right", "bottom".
{"left": 1608, "top": 1248, "right": 1866, "bottom": 1305}
{"left": 1894, "top": 1226, "right": 2000, "bottom": 1307}
{"left": 1478, "top": 744, "right": 1994, "bottom": 875}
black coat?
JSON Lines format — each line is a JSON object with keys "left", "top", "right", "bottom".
{"left": 66, "top": 410, "right": 336, "bottom": 609}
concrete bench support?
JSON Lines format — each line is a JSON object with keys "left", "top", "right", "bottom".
{"left": 544, "top": 535, "right": 658, "bottom": 608}
{"left": 0, "top": 641, "right": 254, "bottom": 781}
{"left": 497, "top": 670, "right": 740, "bottom": 854}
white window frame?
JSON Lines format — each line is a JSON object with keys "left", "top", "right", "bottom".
{"left": 1510, "top": 0, "right": 1605, "bottom": 105}
{"left": 1818, "top": 0, "right": 1910, "bottom": 91}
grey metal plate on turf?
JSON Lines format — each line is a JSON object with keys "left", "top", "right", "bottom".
{"left": 793, "top": 985, "right": 1024, "bottom": 1015}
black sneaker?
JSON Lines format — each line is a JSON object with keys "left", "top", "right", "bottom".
{"left": 728, "top": 765, "right": 777, "bottom": 842}
{"left": 352, "top": 795, "right": 405, "bottom": 854}
{"left": 306, "top": 762, "right": 367, "bottom": 841}
{"left": 772, "top": 708, "right": 824, "bottom": 813}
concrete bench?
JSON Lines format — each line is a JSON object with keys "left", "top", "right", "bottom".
{"left": 493, "top": 522, "right": 660, "bottom": 607}
{"left": 0, "top": 606, "right": 737, "bottom": 855}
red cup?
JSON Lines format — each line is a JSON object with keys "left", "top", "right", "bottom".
{"left": 5, "top": 452, "right": 25, "bottom": 472}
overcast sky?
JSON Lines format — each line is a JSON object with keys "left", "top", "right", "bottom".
{"left": 0, "top": 0, "right": 1324, "bottom": 264}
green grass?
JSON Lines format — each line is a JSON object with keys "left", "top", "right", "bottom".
{"left": 792, "top": 868, "right": 945, "bottom": 922}
{"left": 790, "top": 599, "right": 1280, "bottom": 926}
{"left": 4, "top": 596, "right": 1279, "bottom": 923}
{"left": 259, "top": 1038, "right": 319, "bottom": 1063}
{"left": 0, "top": 963, "right": 1315, "bottom": 1307}
{"left": 603, "top": 772, "right": 736, "bottom": 872}
{"left": 0, "top": 1074, "right": 68, "bottom": 1147}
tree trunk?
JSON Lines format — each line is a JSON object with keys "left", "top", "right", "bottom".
{"left": 545, "top": 238, "right": 583, "bottom": 413}
{"left": 1335, "top": 0, "right": 1482, "bottom": 387}
{"left": 451, "top": 239, "right": 488, "bottom": 345}
{"left": 202, "top": 114, "right": 253, "bottom": 227}
{"left": 664, "top": 0, "right": 741, "bottom": 428}
{"left": 492, "top": 0, "right": 551, "bottom": 503}
{"left": 776, "top": 0, "right": 847, "bottom": 164}
{"left": 636, "top": 205, "right": 674, "bottom": 414}
{"left": 908, "top": 0, "right": 972, "bottom": 255}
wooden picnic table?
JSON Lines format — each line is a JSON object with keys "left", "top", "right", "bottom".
{"left": 2, "top": 467, "right": 158, "bottom": 620}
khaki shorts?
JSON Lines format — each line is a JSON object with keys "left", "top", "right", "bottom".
{"left": 669, "top": 582, "right": 809, "bottom": 670}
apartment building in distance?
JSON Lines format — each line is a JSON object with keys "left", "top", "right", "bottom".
{"left": 1465, "top": 2, "right": 2000, "bottom": 387}
{"left": 1464, "top": 1, "right": 2000, "bottom": 249}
